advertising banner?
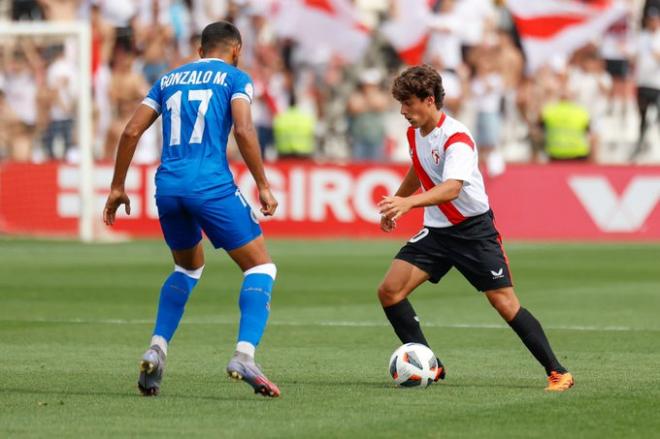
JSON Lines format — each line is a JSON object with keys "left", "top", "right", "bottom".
{"left": 1, "top": 162, "right": 658, "bottom": 241}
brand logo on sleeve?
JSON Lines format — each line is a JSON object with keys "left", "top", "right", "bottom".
{"left": 245, "top": 83, "right": 254, "bottom": 100}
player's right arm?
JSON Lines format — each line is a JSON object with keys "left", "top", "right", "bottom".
{"left": 231, "top": 98, "right": 278, "bottom": 216}
{"left": 381, "top": 165, "right": 421, "bottom": 232}
{"left": 103, "top": 104, "right": 159, "bottom": 225}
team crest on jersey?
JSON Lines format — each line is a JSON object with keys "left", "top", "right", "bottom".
{"left": 431, "top": 148, "right": 441, "bottom": 165}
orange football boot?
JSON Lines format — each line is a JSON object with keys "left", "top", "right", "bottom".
{"left": 545, "top": 371, "right": 574, "bottom": 392}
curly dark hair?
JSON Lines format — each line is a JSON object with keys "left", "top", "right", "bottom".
{"left": 392, "top": 65, "right": 445, "bottom": 110}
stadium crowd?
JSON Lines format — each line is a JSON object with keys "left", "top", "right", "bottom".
{"left": 0, "top": 0, "right": 659, "bottom": 169}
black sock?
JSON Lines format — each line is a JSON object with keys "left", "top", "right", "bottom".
{"left": 508, "top": 307, "right": 566, "bottom": 375}
{"left": 383, "top": 299, "right": 429, "bottom": 346}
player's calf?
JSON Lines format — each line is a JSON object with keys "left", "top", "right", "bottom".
{"left": 153, "top": 264, "right": 204, "bottom": 341}
{"left": 383, "top": 298, "right": 430, "bottom": 347}
{"left": 505, "top": 305, "right": 572, "bottom": 388}
{"left": 485, "top": 287, "right": 520, "bottom": 322}
{"left": 236, "top": 263, "right": 276, "bottom": 347}
{"left": 228, "top": 263, "right": 280, "bottom": 397}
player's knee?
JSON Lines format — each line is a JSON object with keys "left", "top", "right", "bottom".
{"left": 172, "top": 244, "right": 205, "bottom": 270}
{"left": 378, "top": 281, "right": 404, "bottom": 305}
{"left": 486, "top": 288, "right": 519, "bottom": 317}
{"left": 244, "top": 262, "right": 277, "bottom": 280}
{"left": 175, "top": 264, "right": 204, "bottom": 280}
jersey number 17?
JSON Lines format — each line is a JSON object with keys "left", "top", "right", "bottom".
{"left": 165, "top": 89, "right": 214, "bottom": 146}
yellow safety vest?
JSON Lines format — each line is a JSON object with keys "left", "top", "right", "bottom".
{"left": 542, "top": 101, "right": 590, "bottom": 159}
{"left": 273, "top": 107, "right": 315, "bottom": 155}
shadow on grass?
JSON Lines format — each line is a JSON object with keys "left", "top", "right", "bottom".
{"left": 0, "top": 386, "right": 275, "bottom": 402}
{"left": 440, "top": 382, "right": 540, "bottom": 390}
{"left": 274, "top": 380, "right": 540, "bottom": 390}
{"left": 2, "top": 379, "right": 542, "bottom": 402}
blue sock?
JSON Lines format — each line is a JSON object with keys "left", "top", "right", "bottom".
{"left": 237, "top": 265, "right": 275, "bottom": 347}
{"left": 153, "top": 267, "right": 201, "bottom": 342}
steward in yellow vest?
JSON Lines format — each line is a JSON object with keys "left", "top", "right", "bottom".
{"left": 541, "top": 100, "right": 592, "bottom": 160}
{"left": 273, "top": 106, "right": 315, "bottom": 158}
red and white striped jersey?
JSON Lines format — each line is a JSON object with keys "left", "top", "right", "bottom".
{"left": 407, "top": 112, "right": 490, "bottom": 228}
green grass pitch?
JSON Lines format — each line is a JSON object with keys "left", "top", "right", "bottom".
{"left": 1, "top": 238, "right": 659, "bottom": 438}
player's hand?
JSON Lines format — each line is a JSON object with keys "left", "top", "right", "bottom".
{"left": 378, "top": 196, "right": 413, "bottom": 221}
{"left": 103, "top": 188, "right": 131, "bottom": 226}
{"left": 259, "top": 187, "right": 278, "bottom": 216}
{"left": 380, "top": 216, "right": 397, "bottom": 233}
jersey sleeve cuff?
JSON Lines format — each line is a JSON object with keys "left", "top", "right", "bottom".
{"left": 142, "top": 97, "right": 161, "bottom": 114}
{"left": 231, "top": 93, "right": 252, "bottom": 104}
{"left": 444, "top": 175, "right": 471, "bottom": 185}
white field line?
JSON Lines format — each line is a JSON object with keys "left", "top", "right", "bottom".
{"left": 0, "top": 317, "right": 656, "bottom": 332}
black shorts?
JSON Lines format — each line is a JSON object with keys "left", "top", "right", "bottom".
{"left": 637, "top": 86, "right": 660, "bottom": 107}
{"left": 395, "top": 210, "right": 513, "bottom": 292}
{"left": 604, "top": 59, "right": 629, "bottom": 79}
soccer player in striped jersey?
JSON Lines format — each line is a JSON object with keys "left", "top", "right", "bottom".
{"left": 103, "top": 21, "right": 280, "bottom": 397}
{"left": 377, "top": 65, "right": 573, "bottom": 392}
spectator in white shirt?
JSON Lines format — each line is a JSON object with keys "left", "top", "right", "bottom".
{"left": 425, "top": 0, "right": 462, "bottom": 71}
{"left": 471, "top": 51, "right": 504, "bottom": 172}
{"left": 4, "top": 48, "right": 38, "bottom": 161}
{"left": 600, "top": 12, "right": 634, "bottom": 117}
{"left": 42, "top": 44, "right": 77, "bottom": 160}
{"left": 632, "top": 7, "right": 660, "bottom": 158}
{"left": 427, "top": 54, "right": 464, "bottom": 117}
{"left": 567, "top": 48, "right": 612, "bottom": 155}
{"left": 347, "top": 69, "right": 389, "bottom": 161}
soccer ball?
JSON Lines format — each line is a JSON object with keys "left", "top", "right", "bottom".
{"left": 388, "top": 343, "right": 438, "bottom": 388}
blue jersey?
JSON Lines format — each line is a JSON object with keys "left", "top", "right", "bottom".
{"left": 142, "top": 58, "right": 254, "bottom": 197}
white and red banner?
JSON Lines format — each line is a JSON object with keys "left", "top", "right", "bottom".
{"left": 1, "top": 162, "right": 659, "bottom": 241}
{"left": 507, "top": 0, "right": 626, "bottom": 72}
{"left": 381, "top": 0, "right": 433, "bottom": 65}
{"left": 273, "top": 0, "right": 370, "bottom": 63}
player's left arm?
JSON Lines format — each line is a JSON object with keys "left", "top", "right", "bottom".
{"left": 103, "top": 104, "right": 159, "bottom": 225}
{"left": 231, "top": 98, "right": 278, "bottom": 216}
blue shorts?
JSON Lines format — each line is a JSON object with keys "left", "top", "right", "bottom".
{"left": 156, "top": 190, "right": 262, "bottom": 251}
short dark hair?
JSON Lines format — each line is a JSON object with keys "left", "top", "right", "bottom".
{"left": 392, "top": 65, "right": 445, "bottom": 109}
{"left": 201, "top": 21, "right": 242, "bottom": 53}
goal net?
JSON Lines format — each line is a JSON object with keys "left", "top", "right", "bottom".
{"left": 0, "top": 21, "right": 94, "bottom": 241}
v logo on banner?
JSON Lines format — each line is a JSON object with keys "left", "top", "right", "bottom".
{"left": 568, "top": 176, "right": 660, "bottom": 232}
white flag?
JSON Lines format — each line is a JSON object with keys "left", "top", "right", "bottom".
{"left": 273, "top": 0, "right": 370, "bottom": 64}
{"left": 507, "top": 0, "right": 627, "bottom": 73}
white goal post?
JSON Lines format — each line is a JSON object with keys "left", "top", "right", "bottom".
{"left": 0, "top": 21, "right": 94, "bottom": 241}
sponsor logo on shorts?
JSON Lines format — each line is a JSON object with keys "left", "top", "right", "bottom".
{"left": 490, "top": 268, "right": 504, "bottom": 279}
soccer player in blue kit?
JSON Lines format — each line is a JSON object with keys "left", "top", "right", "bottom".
{"left": 103, "top": 21, "right": 280, "bottom": 398}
